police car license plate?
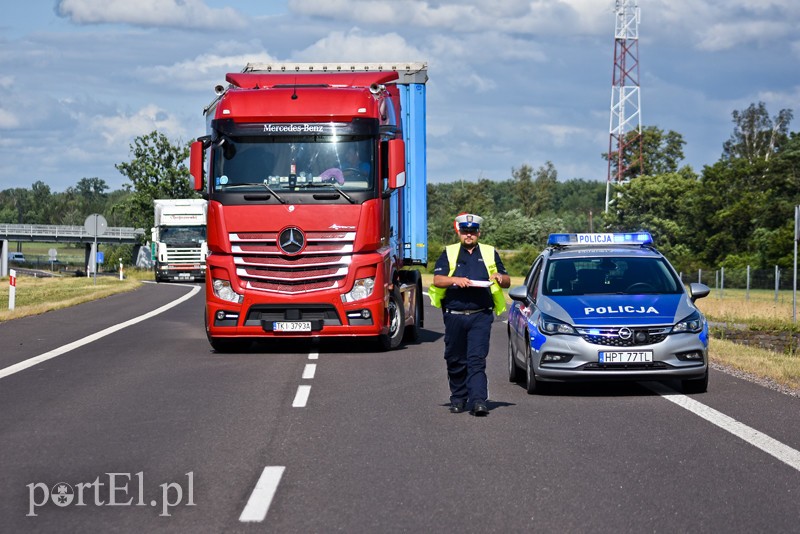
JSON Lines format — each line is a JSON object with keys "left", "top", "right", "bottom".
{"left": 598, "top": 350, "right": 653, "bottom": 363}
{"left": 273, "top": 321, "right": 311, "bottom": 332}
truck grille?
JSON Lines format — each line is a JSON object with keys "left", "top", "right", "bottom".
{"left": 231, "top": 230, "right": 354, "bottom": 294}
{"left": 165, "top": 247, "right": 203, "bottom": 263}
{"left": 575, "top": 326, "right": 670, "bottom": 347}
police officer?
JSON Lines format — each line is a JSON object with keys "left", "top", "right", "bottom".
{"left": 429, "top": 213, "right": 510, "bottom": 416}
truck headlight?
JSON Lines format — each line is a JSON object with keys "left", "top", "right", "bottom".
{"left": 538, "top": 313, "right": 577, "bottom": 335}
{"left": 212, "top": 278, "right": 243, "bottom": 304}
{"left": 672, "top": 311, "right": 704, "bottom": 334}
{"left": 341, "top": 277, "right": 375, "bottom": 303}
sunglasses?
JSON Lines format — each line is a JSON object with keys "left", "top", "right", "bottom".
{"left": 458, "top": 228, "right": 478, "bottom": 235}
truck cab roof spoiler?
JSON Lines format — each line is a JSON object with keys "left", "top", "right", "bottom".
{"left": 242, "top": 62, "right": 428, "bottom": 85}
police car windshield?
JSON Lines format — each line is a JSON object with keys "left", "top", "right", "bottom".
{"left": 543, "top": 257, "right": 682, "bottom": 296}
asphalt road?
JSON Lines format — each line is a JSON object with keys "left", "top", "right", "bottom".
{"left": 1, "top": 282, "right": 799, "bottom": 533}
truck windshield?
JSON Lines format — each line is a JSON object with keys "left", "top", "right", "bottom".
{"left": 159, "top": 226, "right": 206, "bottom": 245}
{"left": 211, "top": 136, "right": 374, "bottom": 192}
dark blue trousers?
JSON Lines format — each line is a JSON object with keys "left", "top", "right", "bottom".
{"left": 443, "top": 309, "right": 493, "bottom": 404}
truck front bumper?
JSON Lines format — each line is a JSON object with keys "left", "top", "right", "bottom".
{"left": 206, "top": 292, "right": 387, "bottom": 338}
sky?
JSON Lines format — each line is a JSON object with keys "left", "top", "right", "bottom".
{"left": 0, "top": 0, "right": 798, "bottom": 193}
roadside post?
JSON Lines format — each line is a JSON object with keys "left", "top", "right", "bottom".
{"left": 84, "top": 214, "right": 108, "bottom": 286}
{"left": 9, "top": 268, "right": 16, "bottom": 310}
{"left": 119, "top": 260, "right": 124, "bottom": 281}
{"left": 793, "top": 205, "right": 798, "bottom": 323}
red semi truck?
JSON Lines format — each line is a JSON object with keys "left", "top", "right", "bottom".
{"left": 190, "top": 63, "right": 429, "bottom": 352}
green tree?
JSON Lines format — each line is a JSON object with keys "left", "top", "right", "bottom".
{"left": 531, "top": 161, "right": 558, "bottom": 215}
{"left": 113, "top": 131, "right": 195, "bottom": 235}
{"left": 606, "top": 168, "right": 701, "bottom": 272}
{"left": 722, "top": 102, "right": 793, "bottom": 164}
{"left": 603, "top": 125, "right": 686, "bottom": 179}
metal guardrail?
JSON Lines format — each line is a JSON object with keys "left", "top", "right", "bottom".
{"left": 0, "top": 224, "right": 144, "bottom": 243}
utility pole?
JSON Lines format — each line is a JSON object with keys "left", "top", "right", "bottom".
{"left": 606, "top": 0, "right": 643, "bottom": 213}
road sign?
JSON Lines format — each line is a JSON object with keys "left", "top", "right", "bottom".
{"left": 97, "top": 251, "right": 104, "bottom": 264}
{"left": 48, "top": 248, "right": 57, "bottom": 261}
{"left": 84, "top": 214, "right": 108, "bottom": 237}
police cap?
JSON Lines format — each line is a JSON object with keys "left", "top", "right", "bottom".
{"left": 455, "top": 213, "right": 483, "bottom": 230}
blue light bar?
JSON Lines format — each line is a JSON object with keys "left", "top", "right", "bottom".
{"left": 547, "top": 232, "right": 653, "bottom": 246}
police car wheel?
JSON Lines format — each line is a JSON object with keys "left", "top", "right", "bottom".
{"left": 525, "top": 344, "right": 547, "bottom": 394}
{"left": 507, "top": 331, "right": 522, "bottom": 383}
{"left": 681, "top": 369, "right": 709, "bottom": 394}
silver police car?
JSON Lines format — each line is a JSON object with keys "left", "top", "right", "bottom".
{"left": 507, "top": 232, "right": 710, "bottom": 394}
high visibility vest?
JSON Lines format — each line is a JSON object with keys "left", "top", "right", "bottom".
{"left": 428, "top": 243, "right": 507, "bottom": 315}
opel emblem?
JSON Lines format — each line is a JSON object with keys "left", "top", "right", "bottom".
{"left": 618, "top": 327, "right": 632, "bottom": 340}
{"left": 279, "top": 227, "right": 305, "bottom": 255}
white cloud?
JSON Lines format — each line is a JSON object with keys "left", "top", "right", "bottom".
{"left": 141, "top": 50, "right": 278, "bottom": 90}
{"left": 87, "top": 104, "right": 186, "bottom": 145}
{"left": 0, "top": 75, "right": 13, "bottom": 89}
{"left": 293, "top": 29, "right": 424, "bottom": 63}
{"left": 56, "top": 0, "right": 247, "bottom": 29}
{"left": 698, "top": 20, "right": 792, "bottom": 51}
{"left": 287, "top": 0, "right": 608, "bottom": 35}
{"left": 0, "top": 108, "right": 20, "bottom": 128}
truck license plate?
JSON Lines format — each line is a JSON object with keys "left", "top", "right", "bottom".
{"left": 598, "top": 350, "right": 653, "bottom": 363}
{"left": 273, "top": 321, "right": 312, "bottom": 332}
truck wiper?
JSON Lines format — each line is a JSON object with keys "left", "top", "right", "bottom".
{"left": 299, "top": 182, "right": 355, "bottom": 203}
{"left": 223, "top": 182, "right": 286, "bottom": 204}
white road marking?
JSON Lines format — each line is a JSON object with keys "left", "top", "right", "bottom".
{"left": 239, "top": 466, "right": 285, "bottom": 522}
{"left": 292, "top": 385, "right": 311, "bottom": 407}
{"left": 646, "top": 382, "right": 800, "bottom": 472}
{"left": 308, "top": 351, "right": 319, "bottom": 360}
{"left": 0, "top": 285, "right": 201, "bottom": 380}
{"left": 302, "top": 363, "right": 316, "bottom": 379}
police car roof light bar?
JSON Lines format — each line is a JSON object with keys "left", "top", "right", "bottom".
{"left": 547, "top": 232, "right": 653, "bottom": 247}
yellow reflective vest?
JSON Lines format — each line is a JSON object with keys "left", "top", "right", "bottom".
{"left": 428, "top": 243, "right": 507, "bottom": 315}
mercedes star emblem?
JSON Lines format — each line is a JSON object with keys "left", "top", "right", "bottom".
{"left": 279, "top": 227, "right": 305, "bottom": 255}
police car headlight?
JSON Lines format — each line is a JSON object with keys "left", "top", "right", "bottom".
{"left": 672, "top": 311, "right": 704, "bottom": 334}
{"left": 538, "top": 313, "right": 577, "bottom": 335}
{"left": 342, "top": 277, "right": 375, "bottom": 303}
{"left": 212, "top": 278, "right": 243, "bottom": 304}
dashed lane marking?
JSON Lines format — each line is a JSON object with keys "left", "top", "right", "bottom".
{"left": 292, "top": 385, "right": 311, "bottom": 407}
{"left": 239, "top": 466, "right": 285, "bottom": 522}
{"left": 302, "top": 363, "right": 317, "bottom": 379}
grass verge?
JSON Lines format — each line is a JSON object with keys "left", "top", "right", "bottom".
{"left": 0, "top": 269, "right": 151, "bottom": 323}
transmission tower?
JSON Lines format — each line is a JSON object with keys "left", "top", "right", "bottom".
{"left": 605, "top": 0, "right": 643, "bottom": 212}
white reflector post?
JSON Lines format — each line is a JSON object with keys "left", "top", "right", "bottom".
{"left": 8, "top": 268, "right": 16, "bottom": 310}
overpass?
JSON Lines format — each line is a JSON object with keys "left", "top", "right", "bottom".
{"left": 1, "top": 223, "right": 145, "bottom": 277}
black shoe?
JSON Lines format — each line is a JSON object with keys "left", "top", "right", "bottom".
{"left": 471, "top": 401, "right": 489, "bottom": 416}
{"left": 449, "top": 400, "right": 467, "bottom": 413}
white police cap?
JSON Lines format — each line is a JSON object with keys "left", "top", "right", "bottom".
{"left": 455, "top": 213, "right": 483, "bottom": 230}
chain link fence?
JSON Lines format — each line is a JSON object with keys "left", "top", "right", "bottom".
{"left": 678, "top": 267, "right": 797, "bottom": 304}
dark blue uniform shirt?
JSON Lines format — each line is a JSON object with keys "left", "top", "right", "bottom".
{"left": 433, "top": 245, "right": 508, "bottom": 311}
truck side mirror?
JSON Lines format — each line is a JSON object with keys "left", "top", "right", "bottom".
{"left": 190, "top": 140, "right": 204, "bottom": 191}
{"left": 387, "top": 138, "right": 406, "bottom": 189}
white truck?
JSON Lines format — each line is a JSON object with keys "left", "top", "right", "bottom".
{"left": 151, "top": 199, "right": 208, "bottom": 282}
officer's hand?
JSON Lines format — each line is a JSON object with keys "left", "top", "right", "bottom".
{"left": 454, "top": 277, "right": 471, "bottom": 288}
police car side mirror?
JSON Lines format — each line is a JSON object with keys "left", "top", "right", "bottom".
{"left": 688, "top": 282, "right": 710, "bottom": 303}
{"left": 508, "top": 285, "right": 529, "bottom": 303}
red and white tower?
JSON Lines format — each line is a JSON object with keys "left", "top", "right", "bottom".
{"left": 606, "top": 0, "right": 643, "bottom": 211}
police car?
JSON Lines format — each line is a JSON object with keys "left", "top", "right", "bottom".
{"left": 507, "top": 232, "right": 710, "bottom": 394}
